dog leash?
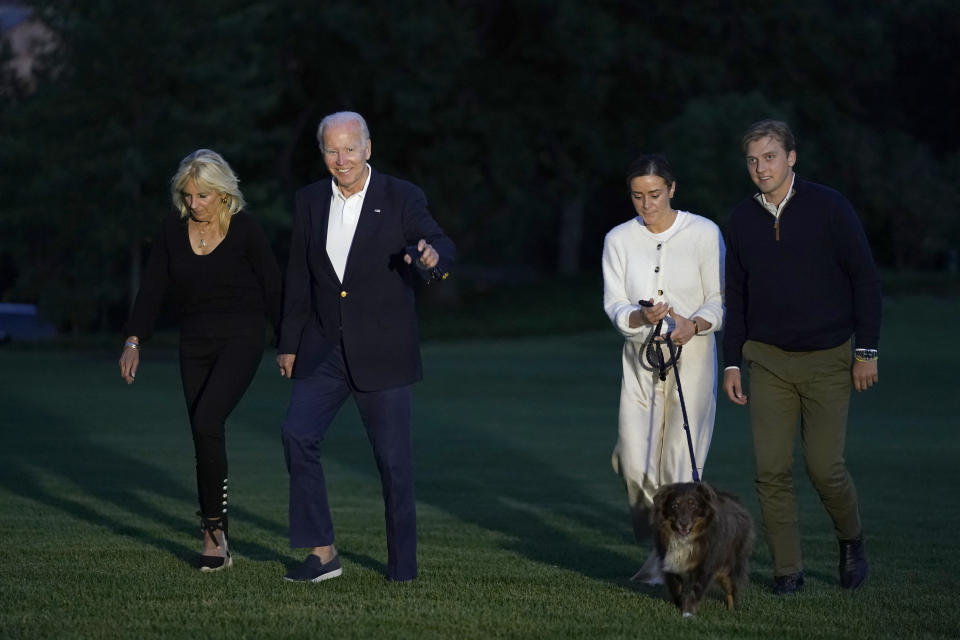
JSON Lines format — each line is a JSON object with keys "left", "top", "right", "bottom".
{"left": 664, "top": 335, "right": 700, "bottom": 483}
{"left": 639, "top": 301, "right": 701, "bottom": 483}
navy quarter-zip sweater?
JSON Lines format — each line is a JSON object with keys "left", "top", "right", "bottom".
{"left": 723, "top": 177, "right": 881, "bottom": 368}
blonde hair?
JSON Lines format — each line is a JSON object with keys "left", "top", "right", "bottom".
{"left": 170, "top": 149, "right": 245, "bottom": 236}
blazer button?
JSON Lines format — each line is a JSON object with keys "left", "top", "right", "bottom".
{"left": 340, "top": 290, "right": 348, "bottom": 298}
{"left": 658, "top": 289, "right": 663, "bottom": 296}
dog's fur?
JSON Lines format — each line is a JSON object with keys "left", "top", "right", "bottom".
{"left": 652, "top": 481, "right": 754, "bottom": 616}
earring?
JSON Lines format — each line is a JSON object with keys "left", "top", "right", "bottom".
{"left": 221, "top": 197, "right": 228, "bottom": 204}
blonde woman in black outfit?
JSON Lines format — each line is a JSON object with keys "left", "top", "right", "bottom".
{"left": 119, "top": 149, "right": 282, "bottom": 571}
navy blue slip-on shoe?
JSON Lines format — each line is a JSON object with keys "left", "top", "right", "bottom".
{"left": 283, "top": 554, "right": 342, "bottom": 583}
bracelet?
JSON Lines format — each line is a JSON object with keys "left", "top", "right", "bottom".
{"left": 854, "top": 348, "right": 878, "bottom": 362}
{"left": 691, "top": 318, "right": 700, "bottom": 334}
{"left": 123, "top": 341, "right": 140, "bottom": 350}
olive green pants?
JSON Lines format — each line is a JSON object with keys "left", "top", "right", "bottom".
{"left": 743, "top": 339, "right": 862, "bottom": 577}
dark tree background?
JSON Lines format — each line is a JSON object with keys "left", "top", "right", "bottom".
{"left": 1, "top": 0, "right": 957, "bottom": 332}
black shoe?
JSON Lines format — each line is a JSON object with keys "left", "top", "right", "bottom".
{"left": 198, "top": 552, "right": 233, "bottom": 572}
{"left": 284, "top": 553, "right": 343, "bottom": 583}
{"left": 773, "top": 572, "right": 805, "bottom": 595}
{"left": 839, "top": 535, "right": 868, "bottom": 590}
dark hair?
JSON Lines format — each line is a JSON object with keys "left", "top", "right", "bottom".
{"left": 626, "top": 154, "right": 676, "bottom": 189}
{"left": 740, "top": 119, "right": 796, "bottom": 154}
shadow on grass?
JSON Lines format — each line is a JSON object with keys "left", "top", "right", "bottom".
{"left": 329, "top": 434, "right": 644, "bottom": 589}
{"left": 338, "top": 551, "right": 386, "bottom": 576}
{"left": 419, "top": 462, "right": 635, "bottom": 583}
{"left": 261, "top": 402, "right": 641, "bottom": 588}
{"left": 0, "top": 382, "right": 287, "bottom": 568}
{"left": 0, "top": 337, "right": 725, "bottom": 602}
{"left": 301, "top": 336, "right": 648, "bottom": 591}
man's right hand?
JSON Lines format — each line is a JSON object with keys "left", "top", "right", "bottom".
{"left": 723, "top": 368, "right": 748, "bottom": 405}
{"left": 277, "top": 353, "right": 296, "bottom": 379}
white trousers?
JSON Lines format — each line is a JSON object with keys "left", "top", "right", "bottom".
{"left": 611, "top": 333, "right": 717, "bottom": 510}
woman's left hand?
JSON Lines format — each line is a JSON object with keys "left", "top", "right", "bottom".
{"left": 662, "top": 310, "right": 697, "bottom": 345}
{"left": 119, "top": 346, "right": 139, "bottom": 384}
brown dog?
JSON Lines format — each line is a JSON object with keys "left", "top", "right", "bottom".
{"left": 652, "top": 482, "right": 754, "bottom": 617}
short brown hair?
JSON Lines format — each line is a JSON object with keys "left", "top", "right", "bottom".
{"left": 741, "top": 119, "right": 796, "bottom": 155}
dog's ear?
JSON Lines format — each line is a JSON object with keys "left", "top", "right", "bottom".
{"left": 696, "top": 481, "right": 718, "bottom": 504}
{"left": 695, "top": 482, "right": 720, "bottom": 520}
{"left": 652, "top": 485, "right": 672, "bottom": 515}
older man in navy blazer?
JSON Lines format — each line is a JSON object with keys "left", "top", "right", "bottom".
{"left": 277, "top": 111, "right": 455, "bottom": 583}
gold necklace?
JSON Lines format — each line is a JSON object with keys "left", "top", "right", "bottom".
{"left": 194, "top": 218, "right": 212, "bottom": 249}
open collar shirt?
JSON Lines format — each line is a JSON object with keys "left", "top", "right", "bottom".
{"left": 753, "top": 173, "right": 797, "bottom": 219}
{"left": 326, "top": 163, "right": 372, "bottom": 283}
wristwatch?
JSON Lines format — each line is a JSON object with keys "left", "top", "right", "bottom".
{"left": 854, "top": 348, "right": 878, "bottom": 362}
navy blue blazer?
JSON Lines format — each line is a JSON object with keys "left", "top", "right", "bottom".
{"left": 278, "top": 169, "right": 455, "bottom": 390}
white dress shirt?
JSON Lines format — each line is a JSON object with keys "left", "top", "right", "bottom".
{"left": 326, "top": 164, "right": 372, "bottom": 283}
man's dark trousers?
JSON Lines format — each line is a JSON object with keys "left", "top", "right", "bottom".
{"left": 282, "top": 343, "right": 416, "bottom": 581}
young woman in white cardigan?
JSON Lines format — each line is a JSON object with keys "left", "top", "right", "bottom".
{"left": 601, "top": 154, "right": 725, "bottom": 583}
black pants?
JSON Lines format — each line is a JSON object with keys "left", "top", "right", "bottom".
{"left": 179, "top": 332, "right": 264, "bottom": 519}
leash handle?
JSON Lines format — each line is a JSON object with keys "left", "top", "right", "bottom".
{"left": 638, "top": 300, "right": 680, "bottom": 381}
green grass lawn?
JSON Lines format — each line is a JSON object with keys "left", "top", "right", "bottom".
{"left": 1, "top": 296, "right": 957, "bottom": 639}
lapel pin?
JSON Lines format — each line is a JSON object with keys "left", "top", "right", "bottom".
{"left": 374, "top": 208, "right": 381, "bottom": 213}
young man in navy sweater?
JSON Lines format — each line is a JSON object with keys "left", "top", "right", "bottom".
{"left": 722, "top": 119, "right": 880, "bottom": 595}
